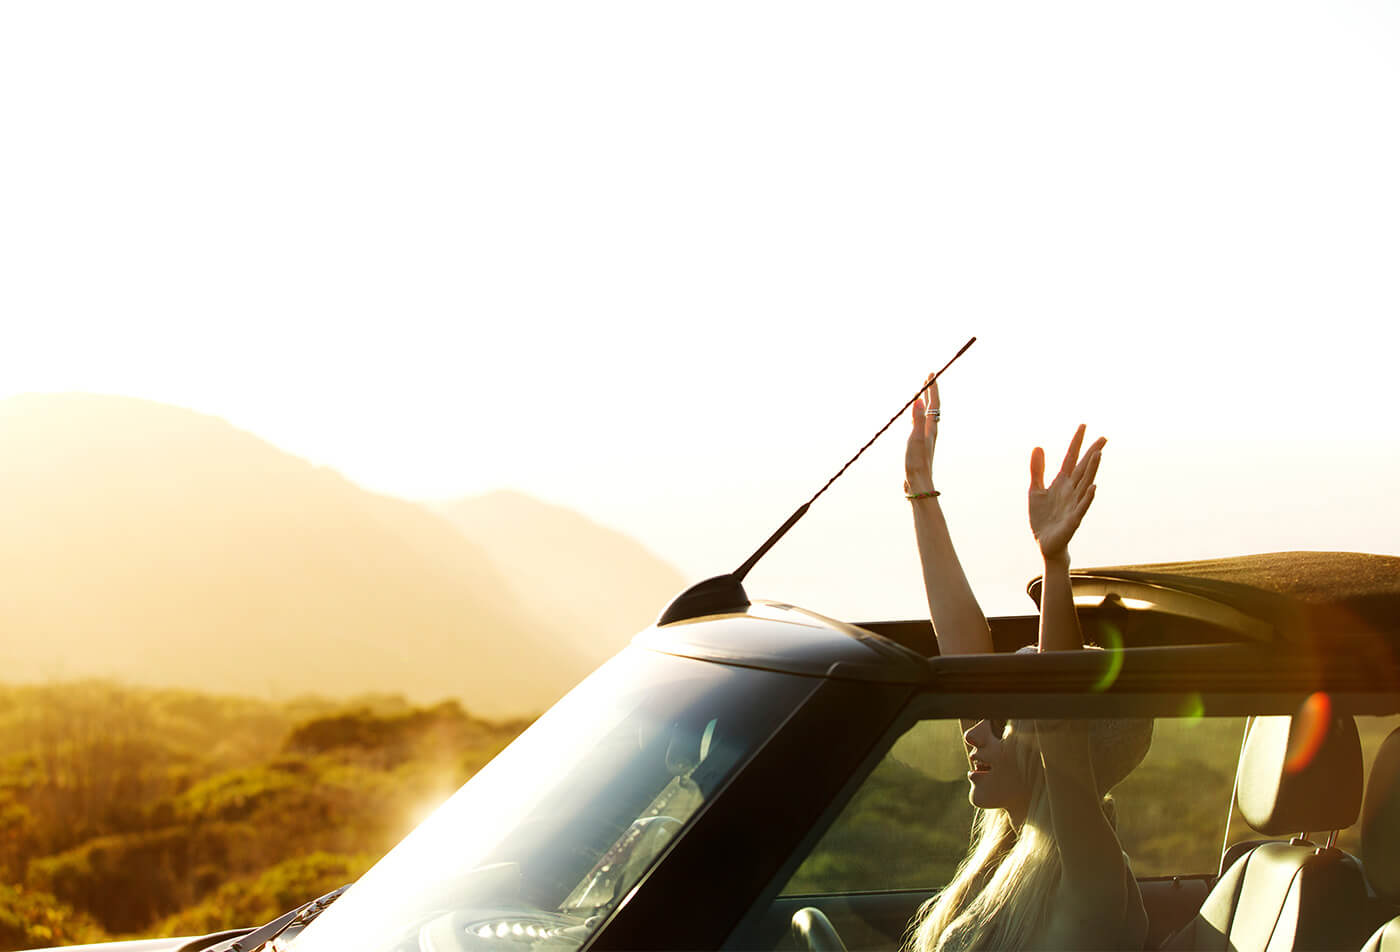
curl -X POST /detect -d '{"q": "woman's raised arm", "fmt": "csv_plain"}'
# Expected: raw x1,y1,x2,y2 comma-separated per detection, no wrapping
1030,424,1103,654
1027,427,1143,944
905,375,992,656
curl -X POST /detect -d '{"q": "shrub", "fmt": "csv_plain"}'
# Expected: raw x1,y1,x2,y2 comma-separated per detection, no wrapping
25,823,250,934
0,882,106,949
154,851,372,937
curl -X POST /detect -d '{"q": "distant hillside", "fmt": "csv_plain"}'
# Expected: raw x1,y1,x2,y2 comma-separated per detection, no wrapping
0,394,589,715
437,491,686,663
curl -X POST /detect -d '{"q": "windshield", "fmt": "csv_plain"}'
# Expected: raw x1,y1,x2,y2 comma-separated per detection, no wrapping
292,648,814,952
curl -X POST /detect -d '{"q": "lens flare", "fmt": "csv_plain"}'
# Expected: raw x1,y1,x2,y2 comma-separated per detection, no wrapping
1179,693,1205,723
1091,623,1124,692
1284,692,1332,773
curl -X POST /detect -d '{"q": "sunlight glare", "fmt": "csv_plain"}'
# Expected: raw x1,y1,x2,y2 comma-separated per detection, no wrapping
1284,692,1333,773
1178,693,1206,724
1090,623,1124,693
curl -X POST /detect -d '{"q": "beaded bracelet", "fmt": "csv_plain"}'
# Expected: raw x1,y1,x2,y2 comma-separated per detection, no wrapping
905,490,941,500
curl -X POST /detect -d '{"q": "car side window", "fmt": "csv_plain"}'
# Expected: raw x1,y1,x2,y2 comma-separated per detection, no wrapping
780,715,1252,895
780,719,975,895
1111,716,1246,876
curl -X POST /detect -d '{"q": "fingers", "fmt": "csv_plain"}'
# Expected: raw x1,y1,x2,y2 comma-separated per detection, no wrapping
925,376,940,440
1057,424,1087,479
1072,439,1105,494
912,372,940,441
1074,453,1100,496
1076,436,1106,468
1071,484,1097,524
910,400,931,442
1029,446,1046,492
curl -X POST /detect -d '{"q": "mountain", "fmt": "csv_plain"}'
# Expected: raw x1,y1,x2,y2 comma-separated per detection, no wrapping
436,491,687,664
0,393,589,715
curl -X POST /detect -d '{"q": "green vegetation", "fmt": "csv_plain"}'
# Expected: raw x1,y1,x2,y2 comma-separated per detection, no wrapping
783,756,974,895
0,681,526,950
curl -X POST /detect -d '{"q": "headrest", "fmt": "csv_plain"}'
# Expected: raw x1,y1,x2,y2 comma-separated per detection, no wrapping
1236,714,1362,836
1362,728,1400,900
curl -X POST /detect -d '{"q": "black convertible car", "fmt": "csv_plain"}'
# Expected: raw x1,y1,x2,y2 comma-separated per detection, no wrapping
32,551,1400,952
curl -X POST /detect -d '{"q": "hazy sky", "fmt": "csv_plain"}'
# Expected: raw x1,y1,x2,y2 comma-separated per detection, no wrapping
4,1,1398,621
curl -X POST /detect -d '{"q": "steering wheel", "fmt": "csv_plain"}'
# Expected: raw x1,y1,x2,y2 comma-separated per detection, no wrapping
791,906,848,952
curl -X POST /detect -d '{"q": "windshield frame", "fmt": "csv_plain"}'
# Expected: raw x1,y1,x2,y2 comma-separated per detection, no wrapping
587,674,915,950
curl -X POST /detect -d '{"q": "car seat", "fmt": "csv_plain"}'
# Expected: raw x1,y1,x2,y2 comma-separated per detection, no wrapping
1359,728,1400,951
1163,714,1373,951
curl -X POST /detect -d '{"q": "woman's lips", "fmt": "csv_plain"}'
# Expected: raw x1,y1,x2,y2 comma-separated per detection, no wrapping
968,757,992,775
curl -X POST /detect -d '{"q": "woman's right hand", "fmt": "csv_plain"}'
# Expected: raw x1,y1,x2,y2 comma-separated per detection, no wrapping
904,373,939,495
1028,424,1105,564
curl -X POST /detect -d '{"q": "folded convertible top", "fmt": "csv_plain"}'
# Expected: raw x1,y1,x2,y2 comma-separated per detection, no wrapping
1030,551,1400,642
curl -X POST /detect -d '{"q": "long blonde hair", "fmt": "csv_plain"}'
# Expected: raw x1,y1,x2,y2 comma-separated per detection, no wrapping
904,722,1064,952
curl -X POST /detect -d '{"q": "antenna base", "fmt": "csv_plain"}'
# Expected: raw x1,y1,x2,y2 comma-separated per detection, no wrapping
657,574,750,626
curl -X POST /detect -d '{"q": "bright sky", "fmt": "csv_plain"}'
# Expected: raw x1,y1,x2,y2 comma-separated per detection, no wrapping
4,2,1399,621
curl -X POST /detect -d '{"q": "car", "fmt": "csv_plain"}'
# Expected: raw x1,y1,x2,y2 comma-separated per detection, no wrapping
30,549,1400,952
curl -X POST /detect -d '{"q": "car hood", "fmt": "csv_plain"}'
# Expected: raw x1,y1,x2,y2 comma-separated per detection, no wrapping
18,940,193,952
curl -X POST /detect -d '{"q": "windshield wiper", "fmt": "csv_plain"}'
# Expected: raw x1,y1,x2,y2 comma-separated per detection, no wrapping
208,883,350,952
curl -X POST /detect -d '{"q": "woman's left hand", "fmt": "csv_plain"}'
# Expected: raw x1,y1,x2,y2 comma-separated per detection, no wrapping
903,373,939,495
1029,424,1105,562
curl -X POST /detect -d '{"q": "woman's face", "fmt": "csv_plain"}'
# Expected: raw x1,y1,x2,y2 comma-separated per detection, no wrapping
963,718,1031,819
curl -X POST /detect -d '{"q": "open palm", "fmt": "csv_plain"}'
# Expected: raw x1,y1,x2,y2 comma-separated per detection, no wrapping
1029,425,1105,560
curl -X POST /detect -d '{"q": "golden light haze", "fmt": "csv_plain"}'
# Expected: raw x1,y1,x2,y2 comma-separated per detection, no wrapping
3,2,1399,626
0,394,684,713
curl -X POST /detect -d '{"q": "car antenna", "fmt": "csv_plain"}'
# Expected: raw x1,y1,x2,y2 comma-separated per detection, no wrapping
658,336,977,625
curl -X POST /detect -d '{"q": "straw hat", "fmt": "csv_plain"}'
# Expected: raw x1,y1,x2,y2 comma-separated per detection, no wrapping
1015,644,1154,794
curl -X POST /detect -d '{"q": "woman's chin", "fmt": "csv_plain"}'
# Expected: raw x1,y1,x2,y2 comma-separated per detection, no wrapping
967,776,1011,812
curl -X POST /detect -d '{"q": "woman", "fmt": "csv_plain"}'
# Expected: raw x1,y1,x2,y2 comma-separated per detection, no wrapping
902,375,1150,952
